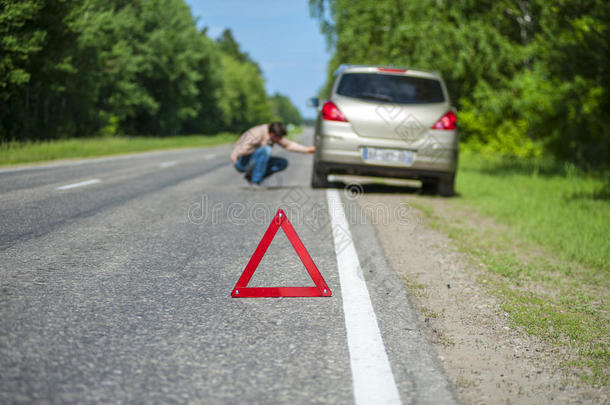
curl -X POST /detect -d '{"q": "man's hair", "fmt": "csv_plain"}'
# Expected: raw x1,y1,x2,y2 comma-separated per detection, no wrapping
268,122,287,137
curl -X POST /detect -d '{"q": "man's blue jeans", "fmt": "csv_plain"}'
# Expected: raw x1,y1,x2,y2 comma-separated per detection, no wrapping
234,145,288,184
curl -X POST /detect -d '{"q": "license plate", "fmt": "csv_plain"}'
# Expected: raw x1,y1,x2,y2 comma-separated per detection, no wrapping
362,147,414,166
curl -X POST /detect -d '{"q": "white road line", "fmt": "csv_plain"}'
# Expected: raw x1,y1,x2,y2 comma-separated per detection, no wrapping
56,179,101,191
159,161,177,168
327,189,402,405
204,153,216,160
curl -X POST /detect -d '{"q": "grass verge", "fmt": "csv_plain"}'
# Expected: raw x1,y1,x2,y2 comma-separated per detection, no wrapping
456,148,609,271
0,126,306,167
412,149,609,385
0,133,239,166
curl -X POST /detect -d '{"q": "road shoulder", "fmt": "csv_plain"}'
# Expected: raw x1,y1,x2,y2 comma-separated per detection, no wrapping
355,193,608,405
340,191,458,404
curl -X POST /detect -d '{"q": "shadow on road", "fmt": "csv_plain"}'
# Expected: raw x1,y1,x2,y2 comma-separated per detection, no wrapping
325,175,461,198
328,180,420,195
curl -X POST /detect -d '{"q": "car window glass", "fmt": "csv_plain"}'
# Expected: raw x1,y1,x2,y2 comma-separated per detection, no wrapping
336,73,445,104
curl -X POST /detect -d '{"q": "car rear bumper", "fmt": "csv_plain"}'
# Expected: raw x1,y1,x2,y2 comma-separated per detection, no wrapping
314,121,458,176
315,160,455,181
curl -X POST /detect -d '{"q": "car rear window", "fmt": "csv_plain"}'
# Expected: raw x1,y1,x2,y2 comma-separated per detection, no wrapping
336,73,445,104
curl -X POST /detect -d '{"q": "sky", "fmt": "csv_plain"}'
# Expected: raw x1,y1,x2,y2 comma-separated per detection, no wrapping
185,0,331,119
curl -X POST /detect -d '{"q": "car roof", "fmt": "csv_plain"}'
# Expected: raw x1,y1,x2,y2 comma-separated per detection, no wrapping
333,64,441,80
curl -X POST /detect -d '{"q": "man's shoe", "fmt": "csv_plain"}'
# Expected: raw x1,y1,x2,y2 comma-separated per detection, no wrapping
250,182,264,190
244,173,252,183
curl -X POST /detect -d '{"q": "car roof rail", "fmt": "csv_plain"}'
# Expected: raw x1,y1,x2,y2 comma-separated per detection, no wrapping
333,64,368,76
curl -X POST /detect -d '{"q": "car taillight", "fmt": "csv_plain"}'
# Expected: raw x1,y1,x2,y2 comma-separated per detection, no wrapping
431,111,457,130
321,101,348,122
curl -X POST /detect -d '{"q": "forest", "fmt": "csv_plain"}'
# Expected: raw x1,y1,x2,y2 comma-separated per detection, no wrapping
2,0,608,169
310,0,609,168
0,0,301,142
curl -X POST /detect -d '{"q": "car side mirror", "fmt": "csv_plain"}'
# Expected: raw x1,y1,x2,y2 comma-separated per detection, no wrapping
307,97,320,108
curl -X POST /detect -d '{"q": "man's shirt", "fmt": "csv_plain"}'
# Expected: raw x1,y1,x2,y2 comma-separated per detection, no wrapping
230,124,309,164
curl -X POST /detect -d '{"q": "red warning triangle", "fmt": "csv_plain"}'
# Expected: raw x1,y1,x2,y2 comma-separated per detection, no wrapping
231,209,332,298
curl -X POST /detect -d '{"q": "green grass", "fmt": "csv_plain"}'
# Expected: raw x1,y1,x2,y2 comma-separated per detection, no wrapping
415,148,609,385
456,148,609,272
0,125,305,167
0,133,239,166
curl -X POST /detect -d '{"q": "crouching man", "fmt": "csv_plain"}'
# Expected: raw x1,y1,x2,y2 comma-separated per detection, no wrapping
230,122,315,188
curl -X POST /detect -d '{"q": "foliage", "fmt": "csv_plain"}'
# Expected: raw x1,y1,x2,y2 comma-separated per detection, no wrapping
215,28,263,75
269,92,302,125
0,0,287,140
309,0,610,168
0,0,80,139
215,51,272,131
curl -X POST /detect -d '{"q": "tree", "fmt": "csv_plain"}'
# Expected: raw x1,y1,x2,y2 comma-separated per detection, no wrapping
216,52,272,132
215,28,263,75
69,0,157,136
269,92,302,125
0,0,276,140
0,0,80,140
309,0,610,168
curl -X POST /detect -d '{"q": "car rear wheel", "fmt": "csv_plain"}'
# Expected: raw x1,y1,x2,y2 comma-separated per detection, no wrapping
437,174,455,197
421,175,454,196
311,162,328,188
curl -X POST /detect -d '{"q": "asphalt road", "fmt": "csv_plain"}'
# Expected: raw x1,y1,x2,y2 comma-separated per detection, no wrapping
0,129,457,404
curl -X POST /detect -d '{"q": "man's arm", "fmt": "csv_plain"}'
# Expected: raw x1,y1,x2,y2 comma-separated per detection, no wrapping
277,138,315,154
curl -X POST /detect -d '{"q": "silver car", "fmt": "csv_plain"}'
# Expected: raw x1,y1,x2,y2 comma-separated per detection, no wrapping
310,65,458,196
